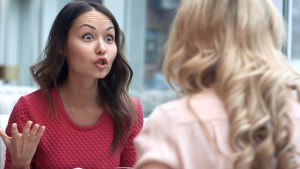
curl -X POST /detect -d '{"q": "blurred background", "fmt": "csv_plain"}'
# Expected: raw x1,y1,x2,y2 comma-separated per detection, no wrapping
0,0,299,117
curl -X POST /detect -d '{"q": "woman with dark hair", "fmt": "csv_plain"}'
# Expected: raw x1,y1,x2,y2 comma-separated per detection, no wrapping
0,1,144,168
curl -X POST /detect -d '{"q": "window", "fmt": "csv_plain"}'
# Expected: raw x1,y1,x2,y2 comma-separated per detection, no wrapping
0,0,298,117
141,0,179,116
104,0,179,116
290,0,300,72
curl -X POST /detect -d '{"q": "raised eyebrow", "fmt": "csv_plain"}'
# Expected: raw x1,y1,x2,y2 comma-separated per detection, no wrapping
78,24,96,30
106,26,115,32
78,24,114,32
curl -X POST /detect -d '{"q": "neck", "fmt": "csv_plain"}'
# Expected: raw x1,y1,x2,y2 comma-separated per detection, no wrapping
58,79,101,109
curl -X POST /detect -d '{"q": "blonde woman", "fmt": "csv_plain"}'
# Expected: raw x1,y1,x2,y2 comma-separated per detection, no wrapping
133,0,300,168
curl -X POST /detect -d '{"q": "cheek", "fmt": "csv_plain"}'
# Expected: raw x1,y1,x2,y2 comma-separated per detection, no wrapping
109,45,118,62
67,41,84,57
66,41,92,64
65,44,89,71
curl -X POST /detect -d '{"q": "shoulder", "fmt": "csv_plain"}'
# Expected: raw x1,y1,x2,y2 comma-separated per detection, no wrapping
290,99,300,119
17,89,46,107
131,97,143,112
130,97,144,129
150,89,227,125
12,88,48,120
130,97,143,117
21,88,44,100
142,89,230,149
14,89,42,108
6,89,44,133
289,99,300,159
134,91,228,168
139,90,234,164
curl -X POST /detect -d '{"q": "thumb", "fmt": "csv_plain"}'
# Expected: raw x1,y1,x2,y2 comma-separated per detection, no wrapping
0,128,10,146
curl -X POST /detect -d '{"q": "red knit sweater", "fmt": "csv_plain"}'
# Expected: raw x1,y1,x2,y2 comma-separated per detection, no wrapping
4,88,144,169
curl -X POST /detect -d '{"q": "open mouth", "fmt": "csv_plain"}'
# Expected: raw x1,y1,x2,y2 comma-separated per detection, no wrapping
96,58,108,65
98,60,105,65
95,58,109,69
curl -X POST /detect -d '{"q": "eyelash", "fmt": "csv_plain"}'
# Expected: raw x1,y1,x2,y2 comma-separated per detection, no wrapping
82,33,93,40
105,34,114,42
81,33,115,42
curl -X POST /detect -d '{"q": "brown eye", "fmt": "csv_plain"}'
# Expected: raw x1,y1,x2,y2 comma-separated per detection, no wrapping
105,35,114,42
82,34,93,40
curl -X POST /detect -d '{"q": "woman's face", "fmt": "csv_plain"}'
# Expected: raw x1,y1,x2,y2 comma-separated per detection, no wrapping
65,10,117,81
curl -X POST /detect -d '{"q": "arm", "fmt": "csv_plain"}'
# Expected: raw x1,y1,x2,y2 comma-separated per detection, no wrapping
0,97,45,169
133,107,178,169
120,98,144,167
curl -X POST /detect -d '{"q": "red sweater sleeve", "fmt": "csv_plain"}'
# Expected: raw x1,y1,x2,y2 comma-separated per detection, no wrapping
4,96,33,169
120,98,144,167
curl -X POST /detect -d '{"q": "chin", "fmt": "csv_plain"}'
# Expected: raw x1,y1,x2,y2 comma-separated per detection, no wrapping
96,73,109,79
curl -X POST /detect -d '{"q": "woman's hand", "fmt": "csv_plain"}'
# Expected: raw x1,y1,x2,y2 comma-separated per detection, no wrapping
0,121,45,169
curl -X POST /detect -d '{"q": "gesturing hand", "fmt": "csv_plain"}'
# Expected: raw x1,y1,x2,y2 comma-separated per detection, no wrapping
0,121,45,169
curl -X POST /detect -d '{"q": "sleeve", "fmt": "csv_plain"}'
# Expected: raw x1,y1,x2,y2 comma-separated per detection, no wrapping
4,96,33,169
120,98,144,167
133,106,178,169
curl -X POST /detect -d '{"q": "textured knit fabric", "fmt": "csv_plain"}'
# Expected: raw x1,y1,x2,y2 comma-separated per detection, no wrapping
4,88,144,169
134,89,300,169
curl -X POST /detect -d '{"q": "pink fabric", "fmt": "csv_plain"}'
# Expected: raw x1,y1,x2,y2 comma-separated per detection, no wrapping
5,88,144,169
134,89,300,169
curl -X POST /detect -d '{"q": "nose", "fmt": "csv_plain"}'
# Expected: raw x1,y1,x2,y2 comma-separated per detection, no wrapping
95,39,106,55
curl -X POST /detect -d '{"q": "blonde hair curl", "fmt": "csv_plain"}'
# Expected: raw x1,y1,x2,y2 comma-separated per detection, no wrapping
163,0,300,168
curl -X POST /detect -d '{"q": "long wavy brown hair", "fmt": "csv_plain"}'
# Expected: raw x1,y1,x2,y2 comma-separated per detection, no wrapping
163,0,300,168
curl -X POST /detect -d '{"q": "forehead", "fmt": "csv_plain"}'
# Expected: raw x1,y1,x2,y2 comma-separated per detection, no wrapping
72,10,114,27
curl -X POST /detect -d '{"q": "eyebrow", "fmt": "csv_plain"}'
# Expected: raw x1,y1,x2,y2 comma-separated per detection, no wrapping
78,24,115,31
106,26,115,31
78,24,96,30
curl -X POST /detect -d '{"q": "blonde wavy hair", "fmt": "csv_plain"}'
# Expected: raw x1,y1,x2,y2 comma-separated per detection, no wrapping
163,0,300,168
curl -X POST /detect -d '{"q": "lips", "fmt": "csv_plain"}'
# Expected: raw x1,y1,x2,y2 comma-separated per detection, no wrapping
96,58,108,65
95,58,108,68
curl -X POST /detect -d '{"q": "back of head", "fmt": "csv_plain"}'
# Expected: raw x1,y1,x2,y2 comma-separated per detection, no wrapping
164,0,300,168
164,0,294,92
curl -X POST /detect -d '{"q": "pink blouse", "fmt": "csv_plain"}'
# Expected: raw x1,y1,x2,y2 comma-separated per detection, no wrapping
134,89,300,169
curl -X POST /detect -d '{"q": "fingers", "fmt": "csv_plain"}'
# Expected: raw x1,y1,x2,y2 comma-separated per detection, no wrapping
11,123,20,139
29,124,40,136
22,121,33,137
11,121,45,140
29,124,45,142
0,128,10,146
28,124,45,137
34,126,45,143
4,121,45,167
